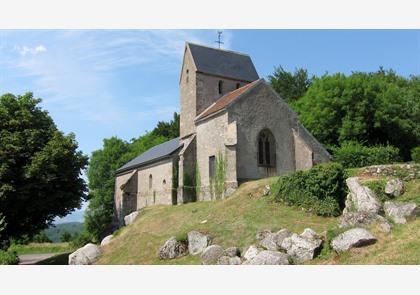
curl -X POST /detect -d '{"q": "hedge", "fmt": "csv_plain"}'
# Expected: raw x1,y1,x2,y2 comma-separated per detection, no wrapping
331,142,401,168
272,162,347,216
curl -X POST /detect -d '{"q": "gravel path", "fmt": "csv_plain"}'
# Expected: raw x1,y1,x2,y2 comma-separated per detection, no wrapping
18,253,56,265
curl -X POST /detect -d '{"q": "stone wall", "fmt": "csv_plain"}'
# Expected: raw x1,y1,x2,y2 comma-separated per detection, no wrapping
229,82,297,181
359,164,420,181
136,157,174,209
114,170,137,224
196,112,237,201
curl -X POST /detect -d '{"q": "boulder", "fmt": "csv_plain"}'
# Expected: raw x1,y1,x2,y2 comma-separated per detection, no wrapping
100,235,113,246
256,230,271,241
339,211,391,232
385,178,405,197
243,245,260,261
201,245,225,265
331,228,377,252
259,232,278,251
187,231,211,255
244,250,289,265
344,177,381,214
384,201,419,224
124,211,139,226
224,247,241,257
263,185,271,196
217,256,242,265
158,237,188,260
280,229,323,263
274,229,293,249
69,243,101,265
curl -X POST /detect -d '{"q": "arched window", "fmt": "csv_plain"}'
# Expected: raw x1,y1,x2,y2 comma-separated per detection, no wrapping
186,69,189,83
163,179,166,186
149,174,153,190
257,129,276,167
218,80,223,94
236,83,240,89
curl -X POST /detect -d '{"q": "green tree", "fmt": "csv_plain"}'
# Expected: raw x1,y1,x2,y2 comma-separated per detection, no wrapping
0,93,88,249
60,230,72,243
152,112,180,138
85,137,129,241
292,69,420,160
268,66,313,101
32,231,52,243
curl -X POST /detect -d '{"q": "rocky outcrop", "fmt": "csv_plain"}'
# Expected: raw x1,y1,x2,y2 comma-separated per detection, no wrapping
385,178,405,197
187,231,211,255
280,228,323,263
257,229,292,251
331,228,377,252
158,237,188,260
243,250,289,265
243,245,260,261
124,211,139,226
69,243,101,265
359,164,420,181
344,177,381,214
201,245,225,265
224,247,240,258
384,201,419,224
339,211,392,233
100,235,113,246
217,256,242,265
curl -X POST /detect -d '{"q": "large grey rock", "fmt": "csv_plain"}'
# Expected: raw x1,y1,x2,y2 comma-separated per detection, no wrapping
187,231,211,255
69,243,101,265
339,211,392,233
224,247,241,257
280,229,323,263
384,201,419,224
100,235,113,246
158,237,188,260
344,177,381,214
244,250,289,265
201,245,225,265
217,256,242,265
124,211,139,226
331,228,377,252
385,178,405,197
258,229,292,251
243,245,260,261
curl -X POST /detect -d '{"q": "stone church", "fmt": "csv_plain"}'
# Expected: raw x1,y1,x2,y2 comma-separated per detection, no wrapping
114,42,330,223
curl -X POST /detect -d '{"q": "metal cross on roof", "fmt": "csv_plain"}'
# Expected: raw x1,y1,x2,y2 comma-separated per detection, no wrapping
215,31,224,49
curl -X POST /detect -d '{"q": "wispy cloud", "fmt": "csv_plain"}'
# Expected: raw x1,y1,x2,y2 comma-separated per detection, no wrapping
14,44,47,56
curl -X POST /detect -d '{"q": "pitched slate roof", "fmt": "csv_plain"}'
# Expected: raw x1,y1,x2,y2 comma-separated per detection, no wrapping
187,43,259,82
196,79,262,121
116,137,182,174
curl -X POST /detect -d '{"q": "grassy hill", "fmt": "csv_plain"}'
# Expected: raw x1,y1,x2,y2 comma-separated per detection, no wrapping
98,170,420,265
44,222,84,243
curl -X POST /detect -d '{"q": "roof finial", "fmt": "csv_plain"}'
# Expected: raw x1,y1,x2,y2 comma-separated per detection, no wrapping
215,30,224,49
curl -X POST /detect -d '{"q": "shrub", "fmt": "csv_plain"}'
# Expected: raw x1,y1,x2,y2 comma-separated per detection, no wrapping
70,230,92,248
412,147,420,163
273,162,347,216
0,250,19,265
331,142,401,168
364,179,392,204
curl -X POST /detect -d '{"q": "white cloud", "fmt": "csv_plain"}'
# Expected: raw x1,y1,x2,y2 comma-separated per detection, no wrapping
15,44,47,56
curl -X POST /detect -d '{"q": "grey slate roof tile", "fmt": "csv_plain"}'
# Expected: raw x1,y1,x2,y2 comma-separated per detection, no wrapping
188,43,259,82
116,137,182,174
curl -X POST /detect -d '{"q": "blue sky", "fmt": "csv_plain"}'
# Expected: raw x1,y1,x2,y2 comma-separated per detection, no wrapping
1,30,419,223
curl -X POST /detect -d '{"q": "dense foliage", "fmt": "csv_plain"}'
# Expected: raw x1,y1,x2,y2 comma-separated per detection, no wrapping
85,112,180,241
331,141,401,168
412,147,420,163
0,249,19,265
290,69,420,160
0,93,88,249
273,162,347,216
268,66,313,102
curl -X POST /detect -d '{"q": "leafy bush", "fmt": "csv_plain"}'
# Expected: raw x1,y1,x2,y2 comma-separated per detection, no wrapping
70,230,92,248
273,162,347,216
331,142,401,168
365,179,392,204
412,147,420,163
0,250,19,265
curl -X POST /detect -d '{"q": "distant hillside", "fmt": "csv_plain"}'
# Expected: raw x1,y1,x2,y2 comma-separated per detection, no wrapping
44,222,84,243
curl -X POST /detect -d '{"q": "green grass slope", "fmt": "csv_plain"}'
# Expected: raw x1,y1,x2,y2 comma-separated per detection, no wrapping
98,178,338,264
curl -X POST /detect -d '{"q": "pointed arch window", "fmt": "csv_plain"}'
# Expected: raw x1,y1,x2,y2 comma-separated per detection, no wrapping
257,129,276,167
218,80,223,94
149,174,153,190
